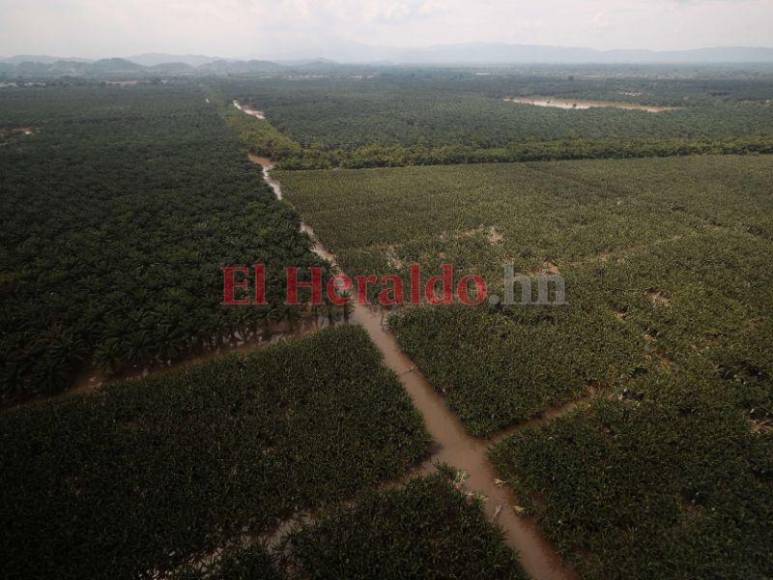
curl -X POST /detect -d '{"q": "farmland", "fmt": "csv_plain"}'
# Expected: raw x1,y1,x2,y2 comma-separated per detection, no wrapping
491,375,772,579
0,326,432,578
278,155,773,573
0,83,324,401
279,155,773,433
2,64,773,580
224,72,773,168
200,469,526,579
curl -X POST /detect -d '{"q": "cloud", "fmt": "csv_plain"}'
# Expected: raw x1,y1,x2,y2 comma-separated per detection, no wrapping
0,0,771,59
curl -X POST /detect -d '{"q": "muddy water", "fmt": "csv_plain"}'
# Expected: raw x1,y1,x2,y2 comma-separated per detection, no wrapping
505,96,675,113
351,305,575,580
248,154,283,200
233,100,266,120
253,155,576,580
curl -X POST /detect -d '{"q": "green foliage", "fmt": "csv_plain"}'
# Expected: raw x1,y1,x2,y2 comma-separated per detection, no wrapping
0,326,431,578
225,106,303,160
199,547,282,580
282,468,526,580
0,83,322,399
173,546,282,580
490,375,773,580
280,156,773,437
179,470,525,580
219,74,773,168
390,302,644,437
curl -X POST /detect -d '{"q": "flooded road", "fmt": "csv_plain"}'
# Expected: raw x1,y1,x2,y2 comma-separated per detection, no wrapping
248,154,282,200
251,154,577,580
350,304,576,580
505,96,675,113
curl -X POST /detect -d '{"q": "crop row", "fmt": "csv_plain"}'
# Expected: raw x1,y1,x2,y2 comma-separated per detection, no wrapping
0,326,431,578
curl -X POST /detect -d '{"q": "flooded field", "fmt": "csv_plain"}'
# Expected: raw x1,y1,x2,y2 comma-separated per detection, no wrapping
504,96,676,113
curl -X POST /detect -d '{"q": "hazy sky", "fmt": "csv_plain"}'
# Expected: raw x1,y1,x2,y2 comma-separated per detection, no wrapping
1,0,772,59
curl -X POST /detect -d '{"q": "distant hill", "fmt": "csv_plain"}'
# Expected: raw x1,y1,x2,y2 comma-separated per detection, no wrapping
0,54,91,64
148,62,196,74
197,59,285,74
1,58,151,78
89,58,145,73
126,53,220,67
2,44,773,79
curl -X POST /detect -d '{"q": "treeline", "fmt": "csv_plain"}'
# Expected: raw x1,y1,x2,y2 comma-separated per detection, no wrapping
0,84,324,401
277,136,773,169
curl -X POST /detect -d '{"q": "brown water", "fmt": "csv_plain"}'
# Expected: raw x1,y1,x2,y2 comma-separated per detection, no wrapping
254,154,577,580
505,96,675,113
248,154,283,200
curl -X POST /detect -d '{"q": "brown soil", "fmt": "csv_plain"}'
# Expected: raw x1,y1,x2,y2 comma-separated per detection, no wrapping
0,126,34,138
384,245,405,270
612,308,628,321
751,417,772,434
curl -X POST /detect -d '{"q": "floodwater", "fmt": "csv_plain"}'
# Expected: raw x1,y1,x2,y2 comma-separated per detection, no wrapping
505,96,675,113
248,154,282,200
256,156,577,580
352,305,576,580
233,99,266,120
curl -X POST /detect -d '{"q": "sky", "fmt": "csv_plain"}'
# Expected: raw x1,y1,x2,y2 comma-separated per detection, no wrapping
1,0,772,59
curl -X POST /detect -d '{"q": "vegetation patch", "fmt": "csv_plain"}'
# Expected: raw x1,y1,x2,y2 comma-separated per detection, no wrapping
0,326,431,578
280,156,773,436
0,83,323,400
200,469,525,580
490,375,773,579
219,73,773,168
390,302,645,437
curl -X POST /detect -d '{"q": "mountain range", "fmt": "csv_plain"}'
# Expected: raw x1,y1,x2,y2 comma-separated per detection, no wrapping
2,44,773,78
